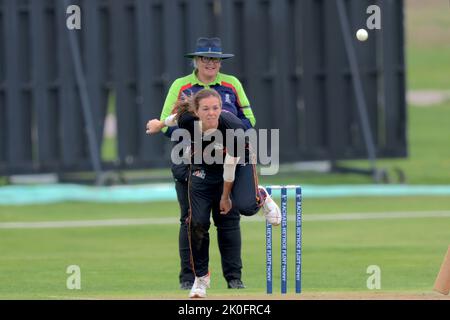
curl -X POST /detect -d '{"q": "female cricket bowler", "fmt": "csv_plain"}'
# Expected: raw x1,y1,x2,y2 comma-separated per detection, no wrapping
146,89,281,298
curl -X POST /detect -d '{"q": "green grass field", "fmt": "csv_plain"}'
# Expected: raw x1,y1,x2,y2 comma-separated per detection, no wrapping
1,1,450,300
406,0,450,90
1,196,450,299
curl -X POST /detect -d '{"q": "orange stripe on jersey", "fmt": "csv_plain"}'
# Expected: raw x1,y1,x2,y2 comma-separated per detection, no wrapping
178,83,193,100
172,83,193,114
186,164,197,277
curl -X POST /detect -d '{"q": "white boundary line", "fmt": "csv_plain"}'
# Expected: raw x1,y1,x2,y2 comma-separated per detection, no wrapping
1,211,450,229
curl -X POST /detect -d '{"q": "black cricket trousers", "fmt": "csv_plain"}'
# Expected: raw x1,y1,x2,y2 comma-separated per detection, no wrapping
187,163,261,278
173,163,242,283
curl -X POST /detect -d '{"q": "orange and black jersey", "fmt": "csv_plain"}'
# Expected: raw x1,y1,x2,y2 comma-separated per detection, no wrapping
177,111,248,171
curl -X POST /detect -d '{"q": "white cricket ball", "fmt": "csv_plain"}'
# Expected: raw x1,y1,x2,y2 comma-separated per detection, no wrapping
356,28,368,41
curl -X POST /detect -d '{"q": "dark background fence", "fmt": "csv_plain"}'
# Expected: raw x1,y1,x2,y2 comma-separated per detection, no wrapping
0,0,406,181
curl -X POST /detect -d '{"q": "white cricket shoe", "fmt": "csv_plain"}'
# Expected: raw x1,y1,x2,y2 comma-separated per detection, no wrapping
189,272,211,298
258,186,281,226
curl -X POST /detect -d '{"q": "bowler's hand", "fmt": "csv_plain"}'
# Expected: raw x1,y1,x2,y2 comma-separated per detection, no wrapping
220,196,232,215
146,119,164,134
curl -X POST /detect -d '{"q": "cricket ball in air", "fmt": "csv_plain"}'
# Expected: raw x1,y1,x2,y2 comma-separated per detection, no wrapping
356,28,368,41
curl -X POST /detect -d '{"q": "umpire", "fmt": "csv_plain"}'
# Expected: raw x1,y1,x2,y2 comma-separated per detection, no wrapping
158,37,256,290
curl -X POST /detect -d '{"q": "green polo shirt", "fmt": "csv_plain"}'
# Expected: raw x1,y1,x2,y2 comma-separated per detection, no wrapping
160,71,255,133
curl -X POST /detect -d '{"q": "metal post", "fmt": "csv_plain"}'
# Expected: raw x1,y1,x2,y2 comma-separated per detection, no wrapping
336,0,378,181
63,0,103,184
